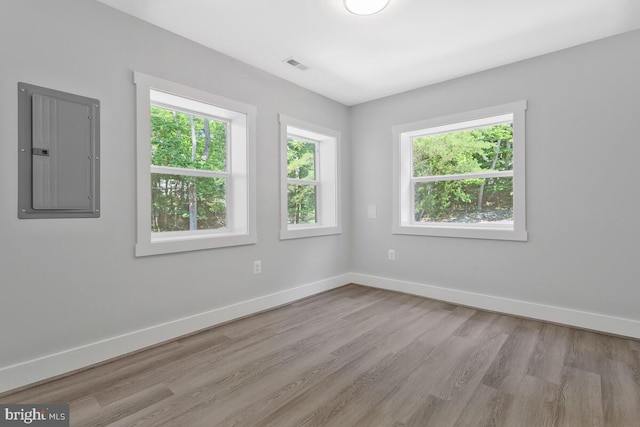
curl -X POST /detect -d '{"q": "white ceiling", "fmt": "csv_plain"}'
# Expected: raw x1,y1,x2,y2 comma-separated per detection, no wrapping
97,0,640,106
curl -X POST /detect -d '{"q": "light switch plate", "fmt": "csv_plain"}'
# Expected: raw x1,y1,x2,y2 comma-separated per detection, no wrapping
367,204,377,219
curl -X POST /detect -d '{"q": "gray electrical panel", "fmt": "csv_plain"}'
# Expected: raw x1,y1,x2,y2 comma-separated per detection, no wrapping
18,83,100,218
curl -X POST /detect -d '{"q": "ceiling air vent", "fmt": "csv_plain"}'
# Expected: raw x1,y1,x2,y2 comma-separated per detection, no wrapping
283,57,308,71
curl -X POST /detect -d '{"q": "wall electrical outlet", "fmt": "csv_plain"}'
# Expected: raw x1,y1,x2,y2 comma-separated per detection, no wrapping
388,249,395,261
253,260,262,274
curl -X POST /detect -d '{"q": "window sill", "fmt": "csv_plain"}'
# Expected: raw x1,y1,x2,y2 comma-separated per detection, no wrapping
136,232,256,257
392,224,527,241
280,225,342,240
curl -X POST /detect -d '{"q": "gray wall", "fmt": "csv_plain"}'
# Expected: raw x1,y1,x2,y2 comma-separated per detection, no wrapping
0,0,351,368
2,0,639,380
350,30,640,320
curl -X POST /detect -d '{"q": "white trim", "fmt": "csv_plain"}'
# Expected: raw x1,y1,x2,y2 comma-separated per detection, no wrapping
3,272,639,394
134,71,257,256
135,73,253,118
398,224,527,241
280,225,342,240
279,114,342,240
392,100,527,241
412,170,513,183
0,274,352,394
287,179,318,187
150,165,228,179
350,273,640,340
393,102,525,136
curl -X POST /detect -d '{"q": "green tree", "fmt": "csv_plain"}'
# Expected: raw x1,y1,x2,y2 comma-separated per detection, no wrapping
150,106,227,232
287,139,316,224
413,124,513,222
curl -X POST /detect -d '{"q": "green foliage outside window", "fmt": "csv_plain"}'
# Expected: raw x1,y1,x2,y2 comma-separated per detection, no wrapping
413,124,513,222
287,139,317,224
150,106,227,232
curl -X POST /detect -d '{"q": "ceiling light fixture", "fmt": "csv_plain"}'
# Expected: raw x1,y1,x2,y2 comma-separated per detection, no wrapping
344,0,389,15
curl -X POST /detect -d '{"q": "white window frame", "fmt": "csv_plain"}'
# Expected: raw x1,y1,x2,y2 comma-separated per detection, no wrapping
286,139,319,223
279,114,341,240
134,72,256,256
392,100,527,241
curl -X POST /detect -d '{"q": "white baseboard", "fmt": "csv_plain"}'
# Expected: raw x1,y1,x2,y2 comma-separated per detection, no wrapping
3,272,638,395
0,274,351,394
350,273,640,340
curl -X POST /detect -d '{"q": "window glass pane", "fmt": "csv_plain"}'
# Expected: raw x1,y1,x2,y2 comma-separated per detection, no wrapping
151,106,227,172
287,139,316,180
414,177,513,223
412,123,513,177
287,184,317,224
151,173,226,232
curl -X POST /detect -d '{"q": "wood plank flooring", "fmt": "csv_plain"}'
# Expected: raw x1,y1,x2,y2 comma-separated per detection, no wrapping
2,284,639,426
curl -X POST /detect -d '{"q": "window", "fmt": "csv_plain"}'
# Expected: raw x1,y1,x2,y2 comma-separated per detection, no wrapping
393,101,527,241
135,72,256,256
279,115,341,239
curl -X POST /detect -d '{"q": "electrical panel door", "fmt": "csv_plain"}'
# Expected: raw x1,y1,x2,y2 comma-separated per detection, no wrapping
18,83,100,219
